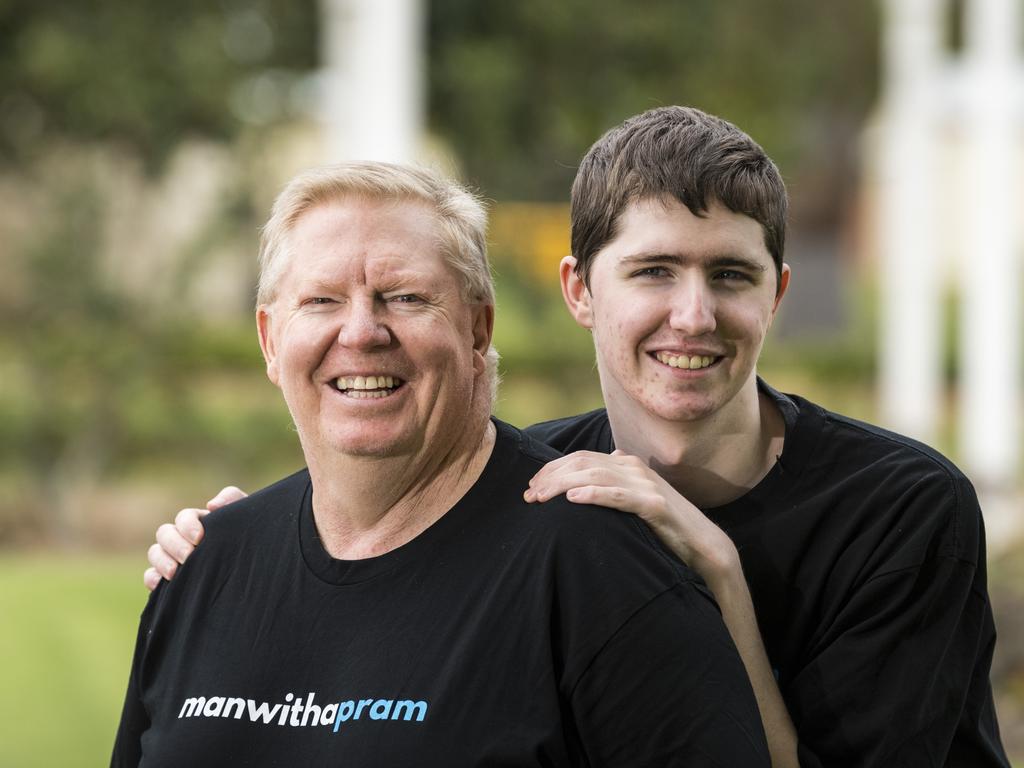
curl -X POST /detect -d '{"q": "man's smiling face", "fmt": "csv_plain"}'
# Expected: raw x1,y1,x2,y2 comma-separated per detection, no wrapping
563,196,789,429
257,196,492,461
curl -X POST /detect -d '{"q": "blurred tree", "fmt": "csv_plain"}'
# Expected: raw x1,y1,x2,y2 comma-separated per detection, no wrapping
429,0,879,228
0,0,318,171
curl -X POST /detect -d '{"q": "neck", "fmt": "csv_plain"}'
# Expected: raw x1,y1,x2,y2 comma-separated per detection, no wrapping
607,378,784,508
305,409,496,560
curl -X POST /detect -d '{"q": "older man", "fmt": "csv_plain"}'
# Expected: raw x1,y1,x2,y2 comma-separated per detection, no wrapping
112,162,769,765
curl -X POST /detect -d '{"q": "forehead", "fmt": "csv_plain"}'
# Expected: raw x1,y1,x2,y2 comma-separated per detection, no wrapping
284,197,447,280
291,196,440,255
598,197,769,266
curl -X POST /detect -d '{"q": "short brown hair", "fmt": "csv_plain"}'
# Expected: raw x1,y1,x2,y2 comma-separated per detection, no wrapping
570,106,787,289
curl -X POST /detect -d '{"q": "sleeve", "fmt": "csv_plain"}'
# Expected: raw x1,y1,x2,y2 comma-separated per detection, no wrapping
787,479,1010,768
569,583,771,767
110,599,155,767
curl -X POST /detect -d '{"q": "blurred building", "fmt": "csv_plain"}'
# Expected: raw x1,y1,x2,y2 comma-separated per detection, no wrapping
869,0,1021,529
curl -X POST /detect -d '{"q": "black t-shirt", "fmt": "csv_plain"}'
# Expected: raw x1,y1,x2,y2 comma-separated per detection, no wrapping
112,419,770,767
528,379,1011,768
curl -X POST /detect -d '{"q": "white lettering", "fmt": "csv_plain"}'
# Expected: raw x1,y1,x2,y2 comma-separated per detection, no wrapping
301,692,322,727
202,697,226,717
321,703,338,726
246,699,282,724
178,697,205,718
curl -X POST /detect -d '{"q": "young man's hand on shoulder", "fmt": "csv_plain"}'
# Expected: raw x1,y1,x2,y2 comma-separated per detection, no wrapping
143,486,247,590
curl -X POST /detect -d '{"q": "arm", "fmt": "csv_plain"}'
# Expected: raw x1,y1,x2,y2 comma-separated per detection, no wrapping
571,583,771,766
786,482,1008,768
111,597,156,767
142,486,247,590
526,450,799,768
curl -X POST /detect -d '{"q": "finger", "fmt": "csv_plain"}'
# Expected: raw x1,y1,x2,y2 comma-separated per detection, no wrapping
564,484,657,516
174,507,206,546
159,520,196,563
207,485,247,511
147,542,180,581
528,465,641,503
143,567,162,592
527,451,618,489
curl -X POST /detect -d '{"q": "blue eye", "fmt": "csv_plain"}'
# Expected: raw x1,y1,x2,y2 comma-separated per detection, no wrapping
308,297,335,305
388,294,423,303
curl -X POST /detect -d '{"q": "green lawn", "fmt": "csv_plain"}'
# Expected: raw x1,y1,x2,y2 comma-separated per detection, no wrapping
0,553,147,768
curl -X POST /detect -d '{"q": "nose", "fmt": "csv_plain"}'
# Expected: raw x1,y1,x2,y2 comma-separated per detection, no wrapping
667,278,717,335
336,297,392,349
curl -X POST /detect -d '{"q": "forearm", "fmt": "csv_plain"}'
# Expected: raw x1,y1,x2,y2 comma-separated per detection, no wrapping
704,562,799,768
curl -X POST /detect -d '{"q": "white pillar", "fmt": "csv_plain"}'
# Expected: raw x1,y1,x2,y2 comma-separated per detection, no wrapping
959,0,1021,488
319,0,425,163
878,0,945,444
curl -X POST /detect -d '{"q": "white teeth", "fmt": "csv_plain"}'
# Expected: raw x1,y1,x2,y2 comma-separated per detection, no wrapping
334,375,401,392
655,353,717,370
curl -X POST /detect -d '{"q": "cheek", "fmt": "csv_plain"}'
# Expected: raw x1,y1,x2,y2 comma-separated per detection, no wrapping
594,312,651,379
717,300,773,341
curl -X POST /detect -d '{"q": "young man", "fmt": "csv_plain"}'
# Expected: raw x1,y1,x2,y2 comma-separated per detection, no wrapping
146,107,1010,767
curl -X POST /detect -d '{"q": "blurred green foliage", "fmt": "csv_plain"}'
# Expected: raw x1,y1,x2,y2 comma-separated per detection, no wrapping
0,0,318,170
0,0,884,545
430,0,879,212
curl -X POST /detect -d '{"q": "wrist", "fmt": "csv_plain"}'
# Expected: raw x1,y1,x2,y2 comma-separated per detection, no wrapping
691,535,743,592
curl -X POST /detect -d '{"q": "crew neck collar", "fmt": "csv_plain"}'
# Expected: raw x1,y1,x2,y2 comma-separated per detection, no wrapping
299,418,518,586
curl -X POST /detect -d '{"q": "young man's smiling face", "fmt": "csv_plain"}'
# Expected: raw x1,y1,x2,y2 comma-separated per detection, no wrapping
562,196,789,431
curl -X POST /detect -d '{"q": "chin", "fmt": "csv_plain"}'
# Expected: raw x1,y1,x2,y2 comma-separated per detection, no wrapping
320,426,414,459
640,391,724,424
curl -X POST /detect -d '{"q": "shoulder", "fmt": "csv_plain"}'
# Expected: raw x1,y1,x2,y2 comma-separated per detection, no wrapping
524,408,612,454
808,395,974,502
202,468,310,538
778,387,983,565
173,468,309,578
492,419,700,593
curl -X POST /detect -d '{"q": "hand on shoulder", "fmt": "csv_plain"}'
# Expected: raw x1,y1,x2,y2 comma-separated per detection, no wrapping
142,486,248,590
524,450,740,584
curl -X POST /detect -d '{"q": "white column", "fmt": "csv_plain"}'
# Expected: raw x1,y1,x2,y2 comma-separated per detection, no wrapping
960,0,1021,488
319,0,425,163
878,0,945,444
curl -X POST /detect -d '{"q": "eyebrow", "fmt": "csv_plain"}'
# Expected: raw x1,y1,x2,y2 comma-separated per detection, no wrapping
618,252,769,273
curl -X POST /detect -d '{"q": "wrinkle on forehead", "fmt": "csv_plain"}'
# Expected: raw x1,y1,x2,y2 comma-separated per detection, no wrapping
281,198,446,289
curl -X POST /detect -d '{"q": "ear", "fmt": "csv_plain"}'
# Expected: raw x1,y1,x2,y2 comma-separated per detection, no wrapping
772,263,791,316
559,256,594,330
471,302,495,376
256,305,281,387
